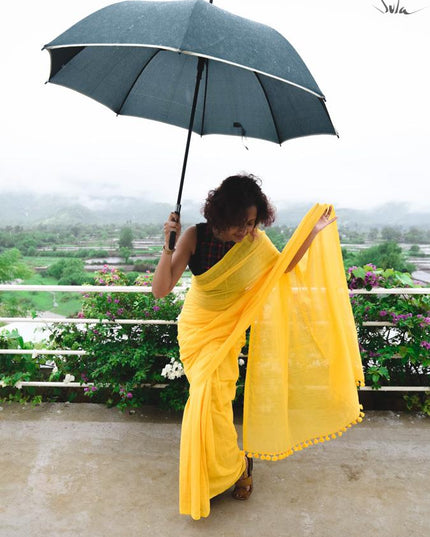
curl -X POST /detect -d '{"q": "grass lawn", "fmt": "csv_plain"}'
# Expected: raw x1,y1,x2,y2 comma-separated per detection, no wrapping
23,256,69,267
3,273,83,317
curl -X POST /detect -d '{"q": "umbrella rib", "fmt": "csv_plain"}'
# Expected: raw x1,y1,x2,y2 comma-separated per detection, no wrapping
116,49,161,115
200,59,209,136
46,44,325,100
254,73,282,145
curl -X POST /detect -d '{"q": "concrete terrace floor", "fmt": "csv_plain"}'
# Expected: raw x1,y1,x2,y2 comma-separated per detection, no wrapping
1,403,430,537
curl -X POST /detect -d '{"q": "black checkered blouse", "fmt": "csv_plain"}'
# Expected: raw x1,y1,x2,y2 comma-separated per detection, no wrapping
188,223,235,276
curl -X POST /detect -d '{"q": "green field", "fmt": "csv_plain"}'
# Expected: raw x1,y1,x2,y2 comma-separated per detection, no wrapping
2,273,84,317
23,256,68,267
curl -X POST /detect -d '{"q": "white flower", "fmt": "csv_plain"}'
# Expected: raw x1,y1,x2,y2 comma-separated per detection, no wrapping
63,374,75,383
161,357,184,380
238,358,245,366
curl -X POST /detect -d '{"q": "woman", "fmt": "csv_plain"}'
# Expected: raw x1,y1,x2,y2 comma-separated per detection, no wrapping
153,174,364,520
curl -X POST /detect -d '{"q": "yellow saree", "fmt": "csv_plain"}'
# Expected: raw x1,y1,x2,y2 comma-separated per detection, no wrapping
178,204,364,520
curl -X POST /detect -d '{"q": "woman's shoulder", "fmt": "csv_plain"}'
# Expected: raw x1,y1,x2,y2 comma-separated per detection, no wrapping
180,224,198,255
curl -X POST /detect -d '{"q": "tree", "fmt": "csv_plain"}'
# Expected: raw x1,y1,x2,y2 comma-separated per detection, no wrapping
119,227,134,250
408,244,422,257
353,241,415,272
368,227,379,241
381,226,403,242
403,227,428,244
46,258,91,285
0,248,32,283
119,247,132,264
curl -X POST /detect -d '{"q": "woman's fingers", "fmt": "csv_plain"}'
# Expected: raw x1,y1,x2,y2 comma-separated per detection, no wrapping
323,205,333,218
164,212,181,241
316,206,337,231
169,211,179,223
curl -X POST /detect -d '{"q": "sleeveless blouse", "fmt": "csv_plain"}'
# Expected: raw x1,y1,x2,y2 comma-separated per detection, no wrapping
188,223,235,276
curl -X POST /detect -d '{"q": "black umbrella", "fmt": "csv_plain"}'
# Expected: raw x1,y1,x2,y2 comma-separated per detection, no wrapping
44,0,337,247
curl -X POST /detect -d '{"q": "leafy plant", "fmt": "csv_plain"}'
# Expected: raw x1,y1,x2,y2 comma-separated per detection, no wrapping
347,264,430,401
47,267,187,411
0,248,32,282
0,329,48,406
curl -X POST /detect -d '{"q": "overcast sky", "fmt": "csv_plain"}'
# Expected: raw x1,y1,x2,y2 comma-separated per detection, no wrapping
1,0,429,211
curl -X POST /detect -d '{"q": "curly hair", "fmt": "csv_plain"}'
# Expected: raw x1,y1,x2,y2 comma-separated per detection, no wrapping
203,174,276,232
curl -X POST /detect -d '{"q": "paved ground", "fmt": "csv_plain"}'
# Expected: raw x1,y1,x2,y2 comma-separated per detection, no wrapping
1,403,429,537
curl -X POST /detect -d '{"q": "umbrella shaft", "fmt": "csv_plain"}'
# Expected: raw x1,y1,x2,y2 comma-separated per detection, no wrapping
175,56,206,210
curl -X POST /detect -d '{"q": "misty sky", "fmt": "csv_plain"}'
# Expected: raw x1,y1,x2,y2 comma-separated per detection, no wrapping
1,0,429,211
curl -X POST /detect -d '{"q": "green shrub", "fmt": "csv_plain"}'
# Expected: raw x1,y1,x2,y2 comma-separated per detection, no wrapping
347,264,430,400
0,329,43,389
47,268,187,411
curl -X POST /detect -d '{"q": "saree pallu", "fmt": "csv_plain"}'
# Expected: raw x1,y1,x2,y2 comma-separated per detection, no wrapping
178,204,364,520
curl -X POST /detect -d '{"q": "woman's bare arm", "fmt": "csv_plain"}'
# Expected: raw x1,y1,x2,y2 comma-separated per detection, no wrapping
285,206,337,273
152,214,196,298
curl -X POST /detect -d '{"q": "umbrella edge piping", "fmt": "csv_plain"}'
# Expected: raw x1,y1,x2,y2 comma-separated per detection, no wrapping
44,43,326,100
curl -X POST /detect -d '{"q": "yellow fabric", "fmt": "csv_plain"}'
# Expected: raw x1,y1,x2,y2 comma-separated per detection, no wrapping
178,204,364,520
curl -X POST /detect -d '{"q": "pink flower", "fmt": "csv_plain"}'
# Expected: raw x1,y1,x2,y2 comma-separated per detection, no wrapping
126,392,133,399
77,311,84,318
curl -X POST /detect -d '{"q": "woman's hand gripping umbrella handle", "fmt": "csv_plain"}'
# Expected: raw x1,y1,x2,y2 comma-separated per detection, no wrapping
167,211,181,252
168,207,180,250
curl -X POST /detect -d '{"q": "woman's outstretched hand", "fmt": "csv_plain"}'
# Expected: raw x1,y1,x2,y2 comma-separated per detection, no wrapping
285,205,337,273
313,205,337,235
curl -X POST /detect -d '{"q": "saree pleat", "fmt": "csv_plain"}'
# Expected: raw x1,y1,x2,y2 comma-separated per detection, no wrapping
178,204,364,519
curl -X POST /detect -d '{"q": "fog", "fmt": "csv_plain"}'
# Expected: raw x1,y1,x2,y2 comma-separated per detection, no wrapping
1,0,429,211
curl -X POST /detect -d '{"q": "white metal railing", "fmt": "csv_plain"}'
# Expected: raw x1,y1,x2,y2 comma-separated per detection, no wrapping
0,284,185,293
1,284,427,294
349,288,429,295
1,285,429,392
0,317,176,325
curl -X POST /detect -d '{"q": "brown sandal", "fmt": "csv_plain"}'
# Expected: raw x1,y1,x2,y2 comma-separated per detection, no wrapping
232,455,253,500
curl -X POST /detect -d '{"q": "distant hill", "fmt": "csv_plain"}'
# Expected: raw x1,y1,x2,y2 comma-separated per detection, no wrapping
0,192,429,228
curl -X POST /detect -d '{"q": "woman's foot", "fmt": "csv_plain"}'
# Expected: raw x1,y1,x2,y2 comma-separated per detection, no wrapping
232,455,253,500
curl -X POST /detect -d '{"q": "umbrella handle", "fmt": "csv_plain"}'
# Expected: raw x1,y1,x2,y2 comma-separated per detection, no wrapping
168,231,176,250
168,208,180,250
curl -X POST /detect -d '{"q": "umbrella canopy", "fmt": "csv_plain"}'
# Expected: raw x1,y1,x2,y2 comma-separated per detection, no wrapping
44,0,336,144
44,0,337,246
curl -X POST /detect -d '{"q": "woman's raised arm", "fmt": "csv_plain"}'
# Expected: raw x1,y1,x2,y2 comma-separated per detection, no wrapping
285,205,337,273
152,213,196,298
